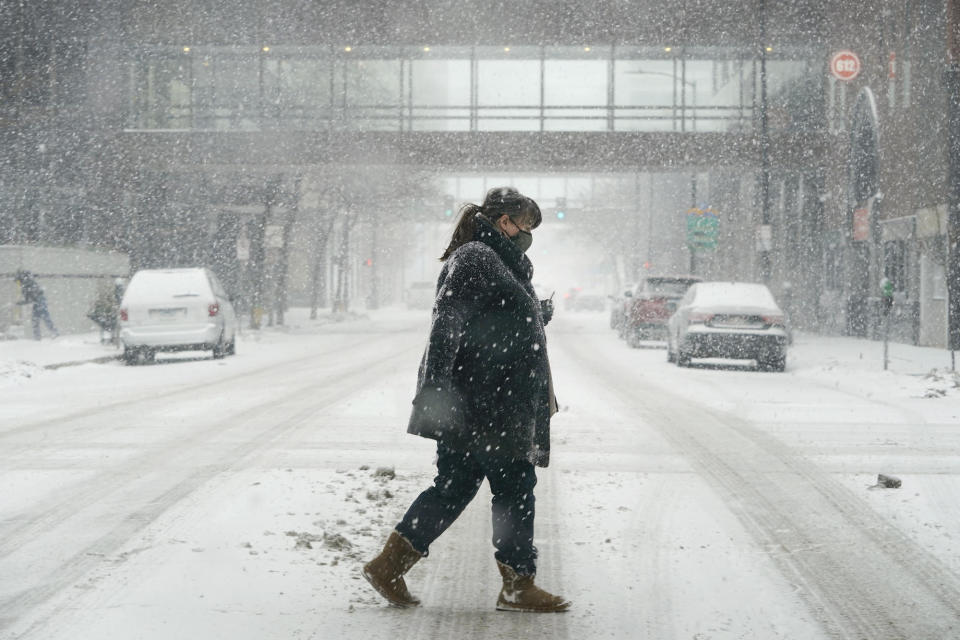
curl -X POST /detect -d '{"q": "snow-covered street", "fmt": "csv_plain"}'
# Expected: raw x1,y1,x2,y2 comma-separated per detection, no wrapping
3,309,960,639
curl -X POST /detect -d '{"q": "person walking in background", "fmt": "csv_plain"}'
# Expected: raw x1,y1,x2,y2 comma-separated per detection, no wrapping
87,279,125,345
14,270,58,340
362,187,568,613
112,277,126,344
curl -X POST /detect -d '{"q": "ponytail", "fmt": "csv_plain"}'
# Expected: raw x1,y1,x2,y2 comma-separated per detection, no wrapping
438,187,542,261
439,203,483,261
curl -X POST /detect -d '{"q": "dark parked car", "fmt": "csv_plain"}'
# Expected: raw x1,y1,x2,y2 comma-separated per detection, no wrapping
620,276,700,346
609,282,638,330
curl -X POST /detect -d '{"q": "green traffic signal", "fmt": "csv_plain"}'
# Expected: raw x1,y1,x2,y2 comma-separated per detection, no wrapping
556,197,566,220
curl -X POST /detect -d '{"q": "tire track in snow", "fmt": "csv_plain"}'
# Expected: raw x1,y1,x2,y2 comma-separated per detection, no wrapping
0,326,419,444
561,336,960,640
636,477,677,640
0,334,419,555
0,342,420,638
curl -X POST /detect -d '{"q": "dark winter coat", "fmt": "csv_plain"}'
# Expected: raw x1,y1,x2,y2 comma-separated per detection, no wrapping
16,274,47,307
407,215,555,467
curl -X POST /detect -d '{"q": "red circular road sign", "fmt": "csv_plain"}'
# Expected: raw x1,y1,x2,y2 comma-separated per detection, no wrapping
830,50,861,81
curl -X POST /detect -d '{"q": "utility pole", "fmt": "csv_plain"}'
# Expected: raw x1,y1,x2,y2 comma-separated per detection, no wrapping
948,0,960,365
633,171,641,281
333,213,354,313
758,0,772,283
690,172,698,274
309,217,327,319
275,175,300,326
647,172,655,269
369,217,379,309
248,204,267,330
250,176,279,329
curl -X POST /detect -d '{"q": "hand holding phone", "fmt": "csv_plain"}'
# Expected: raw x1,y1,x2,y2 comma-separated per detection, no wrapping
541,292,555,325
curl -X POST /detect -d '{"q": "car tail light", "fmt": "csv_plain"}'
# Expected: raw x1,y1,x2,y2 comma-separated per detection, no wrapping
208,303,220,317
688,311,714,324
763,314,785,327
120,308,128,322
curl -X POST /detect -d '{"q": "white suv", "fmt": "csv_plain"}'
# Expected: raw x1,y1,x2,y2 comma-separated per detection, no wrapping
119,268,238,365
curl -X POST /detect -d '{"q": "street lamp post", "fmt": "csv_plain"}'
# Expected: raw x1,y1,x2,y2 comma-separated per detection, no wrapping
759,0,772,284
647,172,655,269
948,0,960,364
627,67,701,273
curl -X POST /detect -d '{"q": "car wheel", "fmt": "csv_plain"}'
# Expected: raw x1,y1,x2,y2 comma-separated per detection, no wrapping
759,354,786,372
213,335,226,359
226,337,236,356
122,347,139,366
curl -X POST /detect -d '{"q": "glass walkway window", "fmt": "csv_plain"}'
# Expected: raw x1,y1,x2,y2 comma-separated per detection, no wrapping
127,45,819,134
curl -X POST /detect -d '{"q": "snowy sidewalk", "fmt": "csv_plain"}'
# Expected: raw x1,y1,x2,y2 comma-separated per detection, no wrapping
0,332,120,372
560,311,960,408
787,331,960,400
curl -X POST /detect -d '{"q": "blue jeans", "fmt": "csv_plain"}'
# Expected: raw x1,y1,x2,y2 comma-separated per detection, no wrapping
395,442,538,575
31,302,57,340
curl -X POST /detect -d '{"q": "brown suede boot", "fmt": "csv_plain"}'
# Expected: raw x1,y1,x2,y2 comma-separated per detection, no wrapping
362,530,423,607
495,561,571,612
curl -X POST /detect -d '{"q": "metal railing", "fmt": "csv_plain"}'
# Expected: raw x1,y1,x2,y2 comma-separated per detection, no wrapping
131,102,754,133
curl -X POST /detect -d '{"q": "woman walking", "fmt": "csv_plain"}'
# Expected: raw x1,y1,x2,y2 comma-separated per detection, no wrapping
363,187,569,613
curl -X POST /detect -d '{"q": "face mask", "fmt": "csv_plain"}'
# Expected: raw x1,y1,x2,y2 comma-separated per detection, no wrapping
511,230,533,252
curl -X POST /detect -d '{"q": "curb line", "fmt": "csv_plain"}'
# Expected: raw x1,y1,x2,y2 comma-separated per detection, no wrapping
43,355,121,370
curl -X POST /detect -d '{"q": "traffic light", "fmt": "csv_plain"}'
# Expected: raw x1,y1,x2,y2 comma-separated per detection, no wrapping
443,195,455,218
555,197,566,220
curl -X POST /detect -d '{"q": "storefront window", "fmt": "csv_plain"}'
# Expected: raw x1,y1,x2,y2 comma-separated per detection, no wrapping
883,240,907,292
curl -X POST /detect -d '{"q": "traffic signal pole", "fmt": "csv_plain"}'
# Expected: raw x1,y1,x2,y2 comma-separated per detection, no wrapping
758,0,772,284
690,173,698,274
948,0,960,366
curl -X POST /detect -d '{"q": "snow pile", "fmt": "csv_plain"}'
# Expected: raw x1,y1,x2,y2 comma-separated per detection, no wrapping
23,462,432,638
0,359,45,388
230,466,415,574
920,368,960,399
